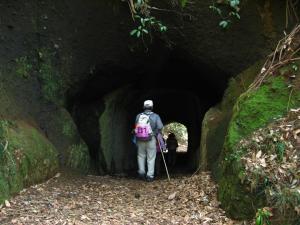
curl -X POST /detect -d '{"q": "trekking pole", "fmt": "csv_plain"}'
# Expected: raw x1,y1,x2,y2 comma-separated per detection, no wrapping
156,136,170,182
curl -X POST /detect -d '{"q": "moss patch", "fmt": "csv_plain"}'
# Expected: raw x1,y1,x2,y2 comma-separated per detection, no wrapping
0,120,59,203
15,56,33,79
218,75,300,219
37,48,67,106
226,76,300,150
67,141,90,174
57,109,79,140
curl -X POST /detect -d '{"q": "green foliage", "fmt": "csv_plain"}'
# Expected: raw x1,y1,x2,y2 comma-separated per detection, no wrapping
209,0,241,29
275,141,285,162
219,20,230,29
209,5,222,15
0,120,9,139
292,63,298,72
224,146,244,162
255,208,272,225
210,0,299,29
265,186,300,219
0,121,12,158
67,142,90,173
15,56,33,79
128,0,191,41
130,15,167,39
228,0,240,10
179,0,188,8
37,48,64,105
129,0,167,40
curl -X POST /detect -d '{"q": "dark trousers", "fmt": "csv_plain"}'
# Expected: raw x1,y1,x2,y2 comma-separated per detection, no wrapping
168,149,176,168
155,153,162,176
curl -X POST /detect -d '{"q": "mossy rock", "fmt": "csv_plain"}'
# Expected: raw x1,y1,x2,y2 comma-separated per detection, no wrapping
99,88,126,174
39,107,91,173
200,61,262,178
0,120,59,203
200,107,223,170
218,74,300,219
226,76,300,150
99,86,136,174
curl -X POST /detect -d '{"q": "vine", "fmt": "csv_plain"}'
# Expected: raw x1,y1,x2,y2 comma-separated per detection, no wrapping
210,0,299,29
129,0,168,40
128,0,190,42
209,0,241,28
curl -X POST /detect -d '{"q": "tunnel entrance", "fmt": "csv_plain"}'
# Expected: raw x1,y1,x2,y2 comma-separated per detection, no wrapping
69,48,231,176
162,122,189,174
163,122,188,153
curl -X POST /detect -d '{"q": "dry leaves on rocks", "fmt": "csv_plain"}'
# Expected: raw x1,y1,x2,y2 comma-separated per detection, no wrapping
239,108,300,215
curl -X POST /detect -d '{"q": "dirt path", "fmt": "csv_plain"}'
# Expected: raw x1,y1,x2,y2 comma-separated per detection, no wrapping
0,172,239,225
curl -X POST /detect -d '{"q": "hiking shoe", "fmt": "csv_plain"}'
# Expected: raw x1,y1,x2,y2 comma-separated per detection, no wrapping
138,173,145,180
146,176,154,182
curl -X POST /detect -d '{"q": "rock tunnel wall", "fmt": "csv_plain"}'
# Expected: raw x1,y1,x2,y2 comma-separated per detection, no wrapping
0,0,288,127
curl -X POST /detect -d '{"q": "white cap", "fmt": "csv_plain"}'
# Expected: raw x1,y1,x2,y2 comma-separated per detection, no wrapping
144,100,153,108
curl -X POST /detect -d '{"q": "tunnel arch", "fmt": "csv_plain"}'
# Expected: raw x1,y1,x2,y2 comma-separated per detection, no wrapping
162,122,189,174
163,122,188,153
69,48,231,175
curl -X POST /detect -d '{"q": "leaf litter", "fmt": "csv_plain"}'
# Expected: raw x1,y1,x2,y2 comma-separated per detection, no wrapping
0,171,242,225
239,108,300,218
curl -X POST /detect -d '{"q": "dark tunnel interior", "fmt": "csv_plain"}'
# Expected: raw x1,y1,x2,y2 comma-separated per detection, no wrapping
68,49,231,176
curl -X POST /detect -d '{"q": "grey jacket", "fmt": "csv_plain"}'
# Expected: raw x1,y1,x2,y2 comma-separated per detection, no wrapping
136,110,163,135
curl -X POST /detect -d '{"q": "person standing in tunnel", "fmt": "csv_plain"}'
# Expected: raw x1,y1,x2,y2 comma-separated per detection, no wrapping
166,133,178,169
134,100,163,182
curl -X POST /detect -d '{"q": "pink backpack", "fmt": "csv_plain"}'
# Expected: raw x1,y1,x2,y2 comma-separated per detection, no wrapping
135,113,153,141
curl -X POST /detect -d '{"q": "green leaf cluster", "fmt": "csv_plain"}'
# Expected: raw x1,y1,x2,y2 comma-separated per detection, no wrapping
130,15,167,39
209,0,241,29
179,0,188,7
255,208,272,225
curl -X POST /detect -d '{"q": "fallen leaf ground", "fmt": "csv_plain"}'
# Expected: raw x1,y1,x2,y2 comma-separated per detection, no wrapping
0,172,241,225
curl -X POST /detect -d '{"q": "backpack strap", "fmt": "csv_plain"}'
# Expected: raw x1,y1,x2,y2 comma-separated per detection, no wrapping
141,112,153,121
